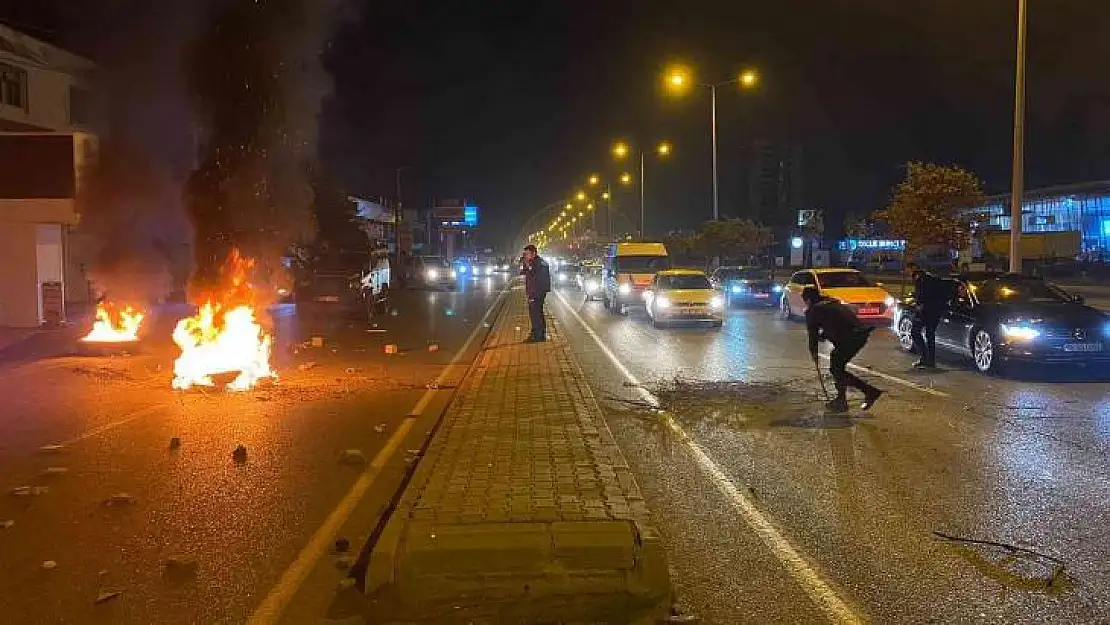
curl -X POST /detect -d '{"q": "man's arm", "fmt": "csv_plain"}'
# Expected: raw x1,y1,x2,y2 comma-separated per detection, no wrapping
805,309,821,360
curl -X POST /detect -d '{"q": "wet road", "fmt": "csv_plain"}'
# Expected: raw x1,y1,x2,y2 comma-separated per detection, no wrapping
0,277,507,624
550,285,1110,624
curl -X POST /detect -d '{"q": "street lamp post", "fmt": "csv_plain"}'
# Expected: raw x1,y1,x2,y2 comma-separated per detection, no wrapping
1009,0,1028,274
612,142,669,238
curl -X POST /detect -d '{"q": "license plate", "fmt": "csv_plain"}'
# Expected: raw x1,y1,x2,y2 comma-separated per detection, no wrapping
754,293,770,298
316,295,340,303
858,307,880,315
1064,342,1103,352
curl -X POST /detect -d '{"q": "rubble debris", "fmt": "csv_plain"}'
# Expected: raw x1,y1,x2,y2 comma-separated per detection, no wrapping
10,486,32,498
95,590,123,604
298,361,317,371
1,520,14,529
232,445,248,464
32,486,49,496
339,449,367,466
42,560,58,570
169,437,182,450
106,493,135,506
311,336,325,348
334,537,350,553
164,556,198,576
335,555,352,570
38,444,64,454
389,309,399,317
373,424,387,433
337,578,357,591
42,467,69,476
384,344,398,354
345,367,357,374
427,343,440,352
425,381,439,390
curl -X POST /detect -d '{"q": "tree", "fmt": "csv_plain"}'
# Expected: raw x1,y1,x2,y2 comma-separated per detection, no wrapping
843,211,882,239
873,162,985,258
698,219,772,265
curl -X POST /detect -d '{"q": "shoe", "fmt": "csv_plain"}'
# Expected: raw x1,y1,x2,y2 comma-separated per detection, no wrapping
825,398,849,413
861,388,883,411
912,360,935,370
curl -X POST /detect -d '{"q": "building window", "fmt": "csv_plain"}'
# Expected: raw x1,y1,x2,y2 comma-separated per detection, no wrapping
0,62,28,110
69,86,92,125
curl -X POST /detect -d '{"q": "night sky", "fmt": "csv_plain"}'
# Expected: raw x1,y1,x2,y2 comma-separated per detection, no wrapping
5,0,1110,244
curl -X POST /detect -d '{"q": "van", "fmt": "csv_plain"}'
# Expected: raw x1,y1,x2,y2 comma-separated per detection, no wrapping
603,242,671,314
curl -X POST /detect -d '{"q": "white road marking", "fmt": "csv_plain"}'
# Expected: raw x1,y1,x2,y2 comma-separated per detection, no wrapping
248,286,508,625
817,354,950,398
554,291,864,625
59,403,170,447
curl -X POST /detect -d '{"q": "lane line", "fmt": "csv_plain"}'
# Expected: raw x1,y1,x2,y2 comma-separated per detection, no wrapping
817,354,950,398
248,285,508,625
554,291,864,625
58,403,171,447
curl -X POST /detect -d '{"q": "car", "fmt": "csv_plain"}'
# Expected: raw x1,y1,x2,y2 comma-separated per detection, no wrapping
415,256,458,289
780,268,895,322
644,269,724,329
492,257,513,273
556,263,581,289
603,242,672,315
710,266,782,307
578,265,604,301
894,272,1110,374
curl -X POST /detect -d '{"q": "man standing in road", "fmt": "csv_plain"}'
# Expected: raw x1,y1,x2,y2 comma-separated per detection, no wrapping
906,262,960,369
803,286,883,413
520,244,551,342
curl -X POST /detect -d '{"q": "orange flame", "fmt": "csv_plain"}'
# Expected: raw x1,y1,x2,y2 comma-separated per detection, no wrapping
171,249,276,391
81,302,144,342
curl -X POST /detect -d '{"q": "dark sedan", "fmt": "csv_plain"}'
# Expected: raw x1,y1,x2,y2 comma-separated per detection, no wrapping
710,266,782,307
894,272,1110,373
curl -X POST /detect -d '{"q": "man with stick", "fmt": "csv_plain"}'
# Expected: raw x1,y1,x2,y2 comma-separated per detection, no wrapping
803,286,883,413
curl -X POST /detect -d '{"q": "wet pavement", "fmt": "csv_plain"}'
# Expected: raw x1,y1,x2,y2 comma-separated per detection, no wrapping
0,276,508,624
549,285,1110,624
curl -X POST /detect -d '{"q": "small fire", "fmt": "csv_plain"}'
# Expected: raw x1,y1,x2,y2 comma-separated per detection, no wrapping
82,302,144,342
171,249,276,391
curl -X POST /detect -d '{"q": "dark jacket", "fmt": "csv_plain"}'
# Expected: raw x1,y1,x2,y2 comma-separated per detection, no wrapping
521,256,551,298
912,271,959,316
805,298,872,357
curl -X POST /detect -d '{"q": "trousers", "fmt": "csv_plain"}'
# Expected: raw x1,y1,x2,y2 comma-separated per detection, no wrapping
829,333,879,399
528,292,547,340
911,312,941,365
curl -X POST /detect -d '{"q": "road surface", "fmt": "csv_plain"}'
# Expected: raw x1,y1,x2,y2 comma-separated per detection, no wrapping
0,276,508,624
550,284,1110,624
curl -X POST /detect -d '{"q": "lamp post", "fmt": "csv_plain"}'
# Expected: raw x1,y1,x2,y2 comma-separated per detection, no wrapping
666,66,758,221
612,141,670,238
1009,0,1028,274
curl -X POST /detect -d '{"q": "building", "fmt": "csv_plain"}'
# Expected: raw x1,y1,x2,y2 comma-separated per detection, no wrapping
746,140,804,233
0,23,99,327
978,181,1110,255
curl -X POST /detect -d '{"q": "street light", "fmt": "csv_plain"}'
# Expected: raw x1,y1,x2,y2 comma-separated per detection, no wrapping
588,174,600,186
620,172,632,185
601,191,610,200
665,64,759,221
612,142,630,159
1010,0,1028,274
576,190,586,201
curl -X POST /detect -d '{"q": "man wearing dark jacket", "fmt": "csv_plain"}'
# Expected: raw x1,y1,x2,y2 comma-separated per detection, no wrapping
907,262,960,369
520,245,551,342
804,286,883,413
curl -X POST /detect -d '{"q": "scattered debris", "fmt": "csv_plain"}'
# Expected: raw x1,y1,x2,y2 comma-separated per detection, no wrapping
425,381,439,390
232,445,248,464
373,424,387,434
482,322,491,328
311,336,325,348
405,449,422,457
298,361,317,371
384,344,398,354
345,367,357,374
390,309,399,316
365,329,386,333
337,578,357,591
1,520,14,529
94,590,123,604
427,343,440,352
339,449,367,466
10,486,31,497
42,560,57,570
933,531,1067,589
169,437,182,450
41,467,69,476
38,444,64,454
106,493,136,507
164,556,198,577
334,537,350,553
335,555,352,570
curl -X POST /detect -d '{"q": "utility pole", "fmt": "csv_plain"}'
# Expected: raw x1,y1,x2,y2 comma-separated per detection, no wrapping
1009,0,1028,274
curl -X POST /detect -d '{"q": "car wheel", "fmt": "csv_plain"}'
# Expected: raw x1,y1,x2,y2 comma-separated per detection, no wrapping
779,295,794,320
897,315,916,353
652,310,665,328
711,320,723,329
972,328,1002,374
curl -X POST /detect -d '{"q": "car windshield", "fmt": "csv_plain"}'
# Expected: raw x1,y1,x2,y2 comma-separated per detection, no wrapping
615,255,671,273
970,278,1072,304
817,271,870,288
659,274,711,290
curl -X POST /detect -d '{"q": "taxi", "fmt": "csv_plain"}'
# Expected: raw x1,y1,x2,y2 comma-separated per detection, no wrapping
780,267,896,322
644,269,724,329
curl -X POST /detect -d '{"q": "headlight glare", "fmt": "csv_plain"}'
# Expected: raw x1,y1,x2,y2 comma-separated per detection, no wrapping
772,284,784,293
585,280,598,291
885,296,897,308
710,296,723,309
730,284,743,294
425,268,438,280
1001,323,1040,341
618,283,632,295
655,296,671,309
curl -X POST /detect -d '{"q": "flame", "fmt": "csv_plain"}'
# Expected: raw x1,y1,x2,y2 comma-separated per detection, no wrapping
81,302,144,342
171,249,276,391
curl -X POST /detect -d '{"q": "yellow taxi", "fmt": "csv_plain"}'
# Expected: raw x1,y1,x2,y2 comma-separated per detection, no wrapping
644,269,724,328
780,267,896,322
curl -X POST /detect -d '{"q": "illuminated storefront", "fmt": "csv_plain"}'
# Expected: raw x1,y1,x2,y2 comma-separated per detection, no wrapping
977,181,1110,253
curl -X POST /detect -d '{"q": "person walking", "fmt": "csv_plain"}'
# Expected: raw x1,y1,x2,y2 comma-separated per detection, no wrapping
520,244,551,342
906,262,960,369
803,286,883,413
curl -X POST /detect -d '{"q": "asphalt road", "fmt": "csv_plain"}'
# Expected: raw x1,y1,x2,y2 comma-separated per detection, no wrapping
550,285,1110,624
0,275,508,624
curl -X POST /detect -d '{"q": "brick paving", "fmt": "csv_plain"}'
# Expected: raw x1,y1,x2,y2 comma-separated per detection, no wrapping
406,286,649,526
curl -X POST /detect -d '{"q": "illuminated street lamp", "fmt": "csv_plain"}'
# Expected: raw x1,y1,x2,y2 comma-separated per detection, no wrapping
612,142,630,159
576,190,587,201
619,172,632,185
601,191,610,200
665,64,759,220
588,174,600,186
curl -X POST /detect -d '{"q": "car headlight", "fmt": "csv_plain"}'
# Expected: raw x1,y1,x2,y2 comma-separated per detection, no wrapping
730,284,744,294
772,284,783,293
425,268,438,280
458,265,467,274
558,272,567,281
885,296,897,308
710,296,723,309
1001,323,1040,341
449,269,457,279
585,280,598,291
655,296,671,309
618,283,632,294
485,267,493,275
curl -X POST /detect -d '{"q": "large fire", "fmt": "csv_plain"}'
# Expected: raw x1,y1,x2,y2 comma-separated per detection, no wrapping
171,250,276,391
82,302,144,342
